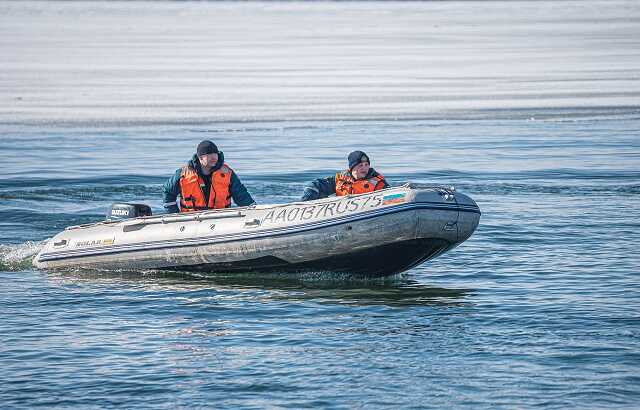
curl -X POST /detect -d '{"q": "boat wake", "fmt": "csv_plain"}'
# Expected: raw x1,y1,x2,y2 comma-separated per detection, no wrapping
0,241,45,271
40,267,471,307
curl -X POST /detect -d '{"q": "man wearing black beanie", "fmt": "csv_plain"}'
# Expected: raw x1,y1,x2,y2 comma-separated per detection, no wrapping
163,140,255,213
301,150,388,201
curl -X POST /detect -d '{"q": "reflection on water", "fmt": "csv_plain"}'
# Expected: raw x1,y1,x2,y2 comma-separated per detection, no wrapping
45,268,472,307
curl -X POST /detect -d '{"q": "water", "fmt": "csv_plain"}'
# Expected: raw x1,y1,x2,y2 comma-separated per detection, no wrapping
1,1,640,408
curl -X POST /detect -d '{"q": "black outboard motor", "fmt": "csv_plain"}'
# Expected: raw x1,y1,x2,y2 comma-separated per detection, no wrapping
106,203,152,221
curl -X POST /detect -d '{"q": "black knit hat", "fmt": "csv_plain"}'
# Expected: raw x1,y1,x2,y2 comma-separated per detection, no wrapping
196,140,219,156
348,150,370,171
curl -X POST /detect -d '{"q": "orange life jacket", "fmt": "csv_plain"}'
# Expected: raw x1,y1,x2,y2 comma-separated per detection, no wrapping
179,164,232,212
335,171,386,196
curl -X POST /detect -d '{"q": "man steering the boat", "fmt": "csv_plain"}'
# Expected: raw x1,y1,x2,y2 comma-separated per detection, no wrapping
300,150,388,201
163,140,256,213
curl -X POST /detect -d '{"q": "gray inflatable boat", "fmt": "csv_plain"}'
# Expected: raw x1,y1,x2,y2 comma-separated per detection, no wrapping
33,185,480,277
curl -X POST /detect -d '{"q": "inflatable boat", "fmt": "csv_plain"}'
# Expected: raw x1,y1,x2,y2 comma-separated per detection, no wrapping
33,185,480,277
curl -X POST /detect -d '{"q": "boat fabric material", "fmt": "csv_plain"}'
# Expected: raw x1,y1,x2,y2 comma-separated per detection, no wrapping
36,195,479,263
301,168,388,201
163,152,255,213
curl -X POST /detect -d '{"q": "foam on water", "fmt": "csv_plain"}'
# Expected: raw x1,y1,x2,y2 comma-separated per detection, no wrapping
0,241,44,271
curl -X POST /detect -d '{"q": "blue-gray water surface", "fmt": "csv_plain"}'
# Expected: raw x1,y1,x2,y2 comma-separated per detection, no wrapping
1,1,640,409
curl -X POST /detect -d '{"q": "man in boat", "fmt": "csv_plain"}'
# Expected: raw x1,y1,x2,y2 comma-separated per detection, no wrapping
163,140,256,213
300,150,389,201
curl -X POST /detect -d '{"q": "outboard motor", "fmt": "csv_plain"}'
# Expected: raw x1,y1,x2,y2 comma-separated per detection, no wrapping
106,203,152,221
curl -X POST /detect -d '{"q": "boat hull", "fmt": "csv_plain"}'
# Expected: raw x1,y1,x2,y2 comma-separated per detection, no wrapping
34,187,480,277
176,238,452,277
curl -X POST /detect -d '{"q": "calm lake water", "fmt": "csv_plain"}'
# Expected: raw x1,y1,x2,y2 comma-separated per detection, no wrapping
1,1,639,408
